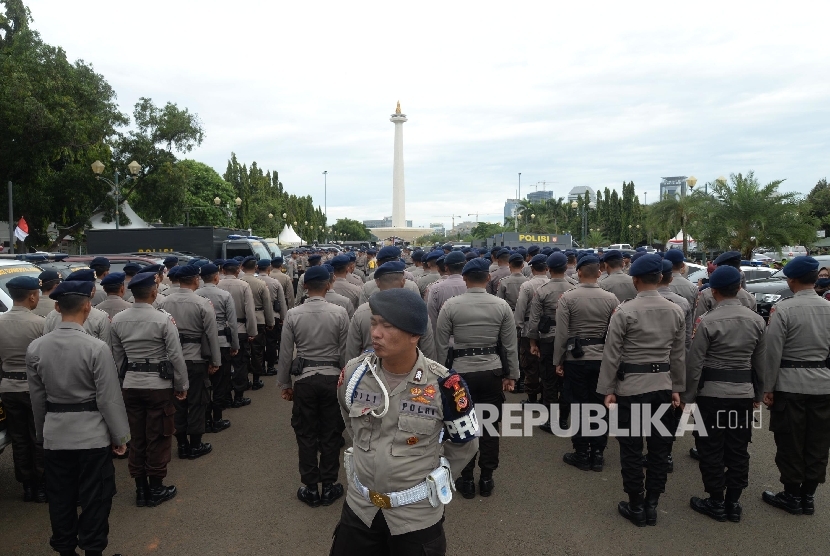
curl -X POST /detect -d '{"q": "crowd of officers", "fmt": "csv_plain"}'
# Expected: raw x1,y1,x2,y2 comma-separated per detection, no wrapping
1,240,829,555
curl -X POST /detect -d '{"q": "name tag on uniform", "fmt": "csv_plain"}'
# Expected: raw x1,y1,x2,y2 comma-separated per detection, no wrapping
354,387,381,408
400,400,439,419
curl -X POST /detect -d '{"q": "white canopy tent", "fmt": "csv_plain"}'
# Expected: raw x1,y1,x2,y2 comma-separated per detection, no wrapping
277,225,303,246
89,201,151,229
667,229,697,250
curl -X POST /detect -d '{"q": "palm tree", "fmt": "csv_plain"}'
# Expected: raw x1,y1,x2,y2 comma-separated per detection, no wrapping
586,229,607,248
647,191,701,255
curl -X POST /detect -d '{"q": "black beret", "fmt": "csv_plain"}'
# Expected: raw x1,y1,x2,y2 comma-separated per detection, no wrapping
167,266,181,279
200,263,219,275
7,276,41,290
163,256,179,266
322,264,335,275
411,251,424,262
222,259,240,269
509,253,524,265
177,265,200,278
547,253,567,268
272,257,284,267
304,266,329,282
661,260,673,274
378,246,402,260
128,272,157,290
465,252,477,261
603,250,623,262
783,256,820,278
38,270,62,284
714,251,741,266
369,288,428,336
100,272,126,286
527,245,540,255
143,264,164,274
530,254,548,266
49,280,94,300
425,250,443,262
307,254,322,264
375,260,406,278
709,266,741,288
123,262,142,274
576,255,599,270
331,255,350,268
497,248,511,258
664,249,685,264
242,255,258,265
66,269,96,282
462,258,491,275
256,259,271,269
445,251,466,265
89,256,110,269
631,252,647,262
629,254,663,276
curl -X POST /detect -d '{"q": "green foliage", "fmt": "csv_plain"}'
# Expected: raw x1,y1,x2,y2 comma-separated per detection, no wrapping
471,222,506,238
807,178,830,234
331,218,371,241
586,229,608,248
415,232,449,246
176,160,236,227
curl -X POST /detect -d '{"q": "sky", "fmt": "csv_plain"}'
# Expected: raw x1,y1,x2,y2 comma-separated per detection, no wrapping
25,0,830,231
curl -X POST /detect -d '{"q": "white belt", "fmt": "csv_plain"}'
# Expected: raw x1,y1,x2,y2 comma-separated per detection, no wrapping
353,473,429,509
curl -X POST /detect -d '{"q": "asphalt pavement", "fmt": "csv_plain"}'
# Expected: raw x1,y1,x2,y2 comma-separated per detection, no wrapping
1,385,828,556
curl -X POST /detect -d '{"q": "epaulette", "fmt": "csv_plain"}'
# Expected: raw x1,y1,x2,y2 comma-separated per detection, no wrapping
426,360,450,379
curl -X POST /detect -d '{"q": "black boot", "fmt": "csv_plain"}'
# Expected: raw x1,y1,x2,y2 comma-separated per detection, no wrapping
455,476,476,499
205,418,214,433
23,483,34,502
591,449,604,472
725,488,743,522
690,495,727,522
34,483,47,503
147,477,177,507
539,419,553,434
802,482,818,515
188,438,213,460
667,454,674,473
321,482,344,506
563,449,592,471
251,378,264,390
762,484,803,515
479,475,495,497
297,484,321,508
645,491,660,526
231,393,251,408
265,366,278,376
135,477,148,508
176,434,190,459
690,447,700,460
618,492,647,527
212,418,231,432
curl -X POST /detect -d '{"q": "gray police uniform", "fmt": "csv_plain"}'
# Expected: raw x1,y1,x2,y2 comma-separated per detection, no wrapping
434,288,518,482
240,272,274,382
271,269,296,310
426,275,467,337
345,302,436,362
26,322,130,554
416,271,441,298
92,280,107,306
259,273,287,373
33,295,55,317
496,272,527,311
218,274,257,399
658,286,693,349
43,307,112,350
763,290,830,491
111,303,188,483
600,270,638,303
669,272,699,307
95,294,132,319
359,278,421,306
694,287,756,320
333,277,362,310
276,296,349,489
326,290,356,319
196,283,239,419
682,299,766,499
487,265,511,295
527,278,574,409
0,307,45,491
513,275,549,402
597,291,686,497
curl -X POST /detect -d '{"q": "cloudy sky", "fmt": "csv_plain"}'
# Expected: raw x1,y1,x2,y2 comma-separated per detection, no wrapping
28,0,829,230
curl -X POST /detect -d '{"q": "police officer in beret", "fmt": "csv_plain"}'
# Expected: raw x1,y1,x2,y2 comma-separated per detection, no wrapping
664,249,698,308
96,272,132,319
599,250,637,303
331,288,479,555
286,251,300,294
409,250,425,279
162,256,178,286
239,256,275,390
110,272,188,507
514,254,550,405
417,251,442,298
34,270,61,317
295,254,323,305
360,247,420,304
762,256,830,515
276,265,349,508
42,269,112,349
497,253,528,311
487,248,511,295
681,265,766,522
597,254,686,527
89,256,110,306
331,255,362,309
122,262,142,301
27,280,130,556
435,257,518,498
218,259,257,408
256,259,287,376
658,260,693,350
157,265,221,460
695,251,756,319
270,257,296,309
345,252,366,286
319,264,355,317
522,246,541,277
0,275,45,502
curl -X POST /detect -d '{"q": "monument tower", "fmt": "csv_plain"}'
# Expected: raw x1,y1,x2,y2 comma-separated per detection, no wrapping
390,101,407,227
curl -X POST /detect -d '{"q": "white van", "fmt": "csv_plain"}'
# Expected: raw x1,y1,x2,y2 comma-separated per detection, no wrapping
608,244,632,251
764,246,807,262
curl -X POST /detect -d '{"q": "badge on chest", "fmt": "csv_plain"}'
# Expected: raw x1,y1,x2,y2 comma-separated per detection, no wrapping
399,400,439,419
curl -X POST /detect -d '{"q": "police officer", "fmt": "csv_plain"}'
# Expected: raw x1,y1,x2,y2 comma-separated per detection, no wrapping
487,248,511,295
417,250,442,298
158,265,221,460
597,254,686,527
665,249,698,307
286,250,300,294
295,253,322,304
409,250,425,279
89,256,110,306
0,276,45,502
331,288,479,555
276,266,349,508
761,256,830,515
239,256,275,390
96,272,132,319
162,256,178,286
435,257,518,498
522,245,541,277
553,255,619,470
321,264,356,317
497,253,528,310
694,251,756,319
270,256,297,309
26,280,130,556
218,259,257,408
34,270,61,317
599,250,637,303
345,261,436,361
196,263,238,432
527,253,574,419
43,269,112,349
359,246,420,304
122,262,141,300
331,254,362,309
256,259,287,376
513,254,550,404
658,260,693,350
426,250,468,336
682,266,766,523
110,272,189,507
346,252,366,286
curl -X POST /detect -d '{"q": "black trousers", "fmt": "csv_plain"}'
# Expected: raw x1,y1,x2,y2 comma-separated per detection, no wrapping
519,336,541,398
616,390,674,494
770,391,830,485
0,391,44,485
563,360,607,452
459,370,503,477
330,503,446,556
265,322,281,368
250,324,267,379
45,447,115,553
174,362,209,436
210,347,233,418
694,396,753,494
123,388,174,479
539,342,569,422
231,333,251,395
291,373,344,485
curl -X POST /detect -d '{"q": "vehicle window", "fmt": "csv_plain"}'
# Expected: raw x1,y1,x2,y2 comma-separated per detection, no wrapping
248,241,272,261
0,267,42,295
225,244,253,259
264,241,282,258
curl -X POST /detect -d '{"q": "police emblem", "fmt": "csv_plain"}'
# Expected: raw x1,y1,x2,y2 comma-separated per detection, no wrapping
414,369,423,381
406,436,419,445
410,387,422,396
423,385,436,399
337,368,345,388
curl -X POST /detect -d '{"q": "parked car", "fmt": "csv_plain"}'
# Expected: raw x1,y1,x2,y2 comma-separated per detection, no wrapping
64,254,161,273
0,260,46,313
744,255,830,319
609,244,632,251
686,264,776,289
756,246,808,262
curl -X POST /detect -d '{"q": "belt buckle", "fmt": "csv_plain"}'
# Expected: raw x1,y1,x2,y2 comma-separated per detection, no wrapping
369,490,392,509
651,363,660,373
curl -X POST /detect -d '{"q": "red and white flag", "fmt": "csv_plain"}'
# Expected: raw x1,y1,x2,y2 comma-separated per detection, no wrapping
14,217,29,242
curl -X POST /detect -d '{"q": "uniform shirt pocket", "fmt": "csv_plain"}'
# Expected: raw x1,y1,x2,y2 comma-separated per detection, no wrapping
348,405,374,451
391,414,437,457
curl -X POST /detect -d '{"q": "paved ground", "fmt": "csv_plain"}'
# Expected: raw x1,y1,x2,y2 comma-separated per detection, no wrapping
1,385,828,556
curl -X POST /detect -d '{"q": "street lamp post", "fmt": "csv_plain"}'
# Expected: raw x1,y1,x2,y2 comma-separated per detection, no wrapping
213,196,242,228
529,213,535,232
91,160,141,230
323,171,328,218
571,200,595,246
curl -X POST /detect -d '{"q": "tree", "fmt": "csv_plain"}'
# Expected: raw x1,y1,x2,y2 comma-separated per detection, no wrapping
471,222,505,239
331,218,371,241
807,178,830,235
176,160,237,227
586,229,607,248
647,190,700,254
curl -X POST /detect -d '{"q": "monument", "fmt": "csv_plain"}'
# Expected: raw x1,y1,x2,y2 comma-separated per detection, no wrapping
369,102,429,244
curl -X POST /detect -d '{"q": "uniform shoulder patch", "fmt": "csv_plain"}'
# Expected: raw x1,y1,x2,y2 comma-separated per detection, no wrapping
426,360,450,379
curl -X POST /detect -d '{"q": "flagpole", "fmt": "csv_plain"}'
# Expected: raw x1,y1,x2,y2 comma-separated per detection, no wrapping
7,181,13,255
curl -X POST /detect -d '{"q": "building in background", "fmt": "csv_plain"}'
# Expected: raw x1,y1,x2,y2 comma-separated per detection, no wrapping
504,199,520,223
363,216,413,228
449,221,476,237
430,222,446,237
527,190,554,203
567,186,595,203
659,176,688,201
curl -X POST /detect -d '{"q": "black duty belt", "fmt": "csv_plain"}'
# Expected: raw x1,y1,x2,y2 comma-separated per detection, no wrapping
575,338,605,346
701,367,752,383
237,318,247,323
46,401,98,413
621,362,670,374
453,346,498,358
179,335,202,344
127,361,165,373
2,371,27,381
780,360,827,368
302,360,340,369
